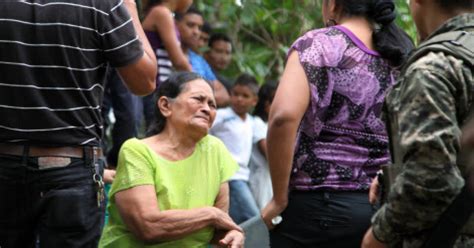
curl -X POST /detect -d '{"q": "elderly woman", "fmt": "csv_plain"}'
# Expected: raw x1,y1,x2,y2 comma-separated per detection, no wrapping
99,72,244,248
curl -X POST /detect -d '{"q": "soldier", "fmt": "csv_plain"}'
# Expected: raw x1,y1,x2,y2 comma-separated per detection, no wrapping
362,0,474,247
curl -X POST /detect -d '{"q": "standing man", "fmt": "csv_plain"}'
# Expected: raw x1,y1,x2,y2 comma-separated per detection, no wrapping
363,0,473,247
204,33,234,92
175,7,230,107
0,1,157,247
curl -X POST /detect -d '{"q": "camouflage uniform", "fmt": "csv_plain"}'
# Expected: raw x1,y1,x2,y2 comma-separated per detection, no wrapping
371,13,474,247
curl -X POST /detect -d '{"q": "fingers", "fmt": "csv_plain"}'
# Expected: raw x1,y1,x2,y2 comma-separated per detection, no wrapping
369,177,379,204
103,169,116,184
219,230,244,248
214,209,243,232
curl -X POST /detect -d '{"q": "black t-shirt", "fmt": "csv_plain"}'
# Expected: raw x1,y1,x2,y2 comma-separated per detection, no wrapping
0,0,143,146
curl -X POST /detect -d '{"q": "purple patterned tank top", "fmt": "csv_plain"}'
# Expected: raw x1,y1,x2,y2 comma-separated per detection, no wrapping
290,25,396,192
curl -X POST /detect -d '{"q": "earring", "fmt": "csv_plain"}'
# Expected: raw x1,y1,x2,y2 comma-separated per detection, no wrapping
325,19,337,27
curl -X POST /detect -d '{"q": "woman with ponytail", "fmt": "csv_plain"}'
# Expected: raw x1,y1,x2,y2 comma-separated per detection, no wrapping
261,0,414,247
141,0,193,131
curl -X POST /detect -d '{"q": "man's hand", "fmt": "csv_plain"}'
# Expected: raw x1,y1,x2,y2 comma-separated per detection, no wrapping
361,227,387,248
261,198,287,230
369,176,380,204
219,230,245,248
103,169,116,184
462,119,474,148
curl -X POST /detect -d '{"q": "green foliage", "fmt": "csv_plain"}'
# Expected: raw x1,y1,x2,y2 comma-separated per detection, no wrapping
197,0,416,84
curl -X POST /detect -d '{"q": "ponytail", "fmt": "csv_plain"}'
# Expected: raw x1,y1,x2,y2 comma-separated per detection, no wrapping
370,0,415,67
335,0,415,67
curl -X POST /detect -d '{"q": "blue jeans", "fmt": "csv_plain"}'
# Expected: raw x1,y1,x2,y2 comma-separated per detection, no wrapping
229,180,260,224
102,68,142,166
0,153,105,248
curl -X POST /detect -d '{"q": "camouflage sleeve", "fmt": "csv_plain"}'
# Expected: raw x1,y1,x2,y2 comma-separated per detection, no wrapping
372,62,465,243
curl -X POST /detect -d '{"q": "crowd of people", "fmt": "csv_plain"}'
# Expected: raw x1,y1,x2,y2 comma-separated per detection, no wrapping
0,0,472,248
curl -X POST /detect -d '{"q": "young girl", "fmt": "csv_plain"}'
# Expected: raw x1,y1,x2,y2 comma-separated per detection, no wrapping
141,0,193,131
249,82,277,209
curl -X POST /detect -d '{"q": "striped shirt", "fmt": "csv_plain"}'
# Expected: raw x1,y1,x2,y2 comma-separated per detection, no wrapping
145,28,177,84
0,0,144,146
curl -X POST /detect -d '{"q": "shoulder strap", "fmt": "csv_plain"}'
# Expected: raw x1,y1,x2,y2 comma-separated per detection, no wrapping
403,31,474,73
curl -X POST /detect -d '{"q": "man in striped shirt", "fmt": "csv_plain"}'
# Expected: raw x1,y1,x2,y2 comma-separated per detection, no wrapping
0,1,157,247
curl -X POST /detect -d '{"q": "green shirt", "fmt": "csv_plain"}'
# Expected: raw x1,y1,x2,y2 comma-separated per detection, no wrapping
99,135,238,248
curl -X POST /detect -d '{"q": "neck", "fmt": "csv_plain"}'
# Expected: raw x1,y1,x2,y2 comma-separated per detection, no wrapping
158,125,200,156
236,112,247,120
339,17,375,50
182,44,189,54
421,10,468,41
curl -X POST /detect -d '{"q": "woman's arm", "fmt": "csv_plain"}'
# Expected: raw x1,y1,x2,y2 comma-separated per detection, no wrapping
258,139,267,159
213,182,230,212
213,80,230,107
142,6,192,71
115,185,241,244
211,183,245,248
261,51,310,228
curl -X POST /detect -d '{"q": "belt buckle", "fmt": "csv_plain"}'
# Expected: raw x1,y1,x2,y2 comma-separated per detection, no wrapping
38,157,72,170
92,147,100,165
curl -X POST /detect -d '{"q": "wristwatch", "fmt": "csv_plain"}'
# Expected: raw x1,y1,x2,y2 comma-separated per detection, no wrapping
271,215,283,226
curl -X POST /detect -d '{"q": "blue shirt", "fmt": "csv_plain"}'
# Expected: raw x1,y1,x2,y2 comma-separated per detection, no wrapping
188,50,217,81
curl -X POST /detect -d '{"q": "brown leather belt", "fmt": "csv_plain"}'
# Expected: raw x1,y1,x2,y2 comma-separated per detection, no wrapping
0,143,103,158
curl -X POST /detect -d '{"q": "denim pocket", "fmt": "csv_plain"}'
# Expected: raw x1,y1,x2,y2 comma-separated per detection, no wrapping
43,184,99,230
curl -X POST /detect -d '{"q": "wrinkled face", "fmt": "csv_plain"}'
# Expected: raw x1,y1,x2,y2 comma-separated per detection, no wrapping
207,40,232,71
177,13,203,49
230,85,257,117
175,0,193,13
166,79,216,135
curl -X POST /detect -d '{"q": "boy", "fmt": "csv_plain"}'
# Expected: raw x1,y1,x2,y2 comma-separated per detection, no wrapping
210,74,266,224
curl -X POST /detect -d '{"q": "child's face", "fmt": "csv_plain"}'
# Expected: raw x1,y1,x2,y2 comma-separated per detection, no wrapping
230,85,257,116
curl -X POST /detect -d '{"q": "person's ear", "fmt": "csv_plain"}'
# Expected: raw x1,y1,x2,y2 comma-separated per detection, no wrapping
328,0,337,14
158,96,173,117
252,95,259,107
413,0,424,5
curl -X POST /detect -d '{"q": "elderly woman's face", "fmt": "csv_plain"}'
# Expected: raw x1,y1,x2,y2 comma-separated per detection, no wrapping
170,79,216,134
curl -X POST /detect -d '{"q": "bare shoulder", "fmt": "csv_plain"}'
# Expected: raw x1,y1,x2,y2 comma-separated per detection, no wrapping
147,5,172,20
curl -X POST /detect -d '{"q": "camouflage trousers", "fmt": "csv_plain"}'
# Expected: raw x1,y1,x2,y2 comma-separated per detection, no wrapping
453,235,474,248
391,235,474,248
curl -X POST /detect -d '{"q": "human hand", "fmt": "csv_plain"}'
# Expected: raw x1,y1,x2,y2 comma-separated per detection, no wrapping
369,176,380,205
219,230,245,248
361,227,387,248
211,208,243,232
462,120,474,148
261,198,287,230
103,169,116,184
123,0,137,5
